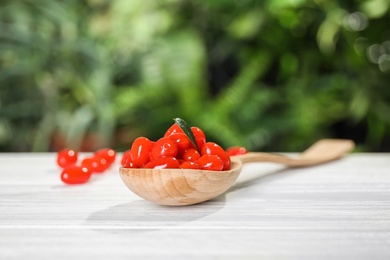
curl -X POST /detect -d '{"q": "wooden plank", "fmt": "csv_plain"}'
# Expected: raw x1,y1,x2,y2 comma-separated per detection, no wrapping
0,153,390,259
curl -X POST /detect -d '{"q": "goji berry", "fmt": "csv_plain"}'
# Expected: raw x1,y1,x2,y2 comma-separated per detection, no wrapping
144,156,180,169
197,154,224,171
57,149,78,168
81,157,108,173
121,150,137,168
61,165,91,184
180,161,201,170
164,123,183,137
201,142,231,170
169,133,191,157
131,137,154,167
191,126,206,151
95,148,116,165
226,146,248,156
182,148,200,162
150,137,178,161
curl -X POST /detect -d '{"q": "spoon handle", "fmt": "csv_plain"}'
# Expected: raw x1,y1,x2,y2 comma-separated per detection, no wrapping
234,152,307,166
234,139,355,167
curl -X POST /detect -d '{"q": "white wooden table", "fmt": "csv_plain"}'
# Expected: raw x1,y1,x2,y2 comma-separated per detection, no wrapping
0,153,389,259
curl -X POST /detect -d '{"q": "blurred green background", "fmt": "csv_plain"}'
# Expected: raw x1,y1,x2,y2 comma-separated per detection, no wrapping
1,0,390,153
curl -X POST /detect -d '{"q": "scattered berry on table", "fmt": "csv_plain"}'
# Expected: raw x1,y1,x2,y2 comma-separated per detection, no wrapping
60,165,91,184
95,148,116,166
57,149,78,168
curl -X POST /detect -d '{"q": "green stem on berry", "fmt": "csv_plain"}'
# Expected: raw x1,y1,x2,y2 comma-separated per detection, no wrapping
173,118,200,153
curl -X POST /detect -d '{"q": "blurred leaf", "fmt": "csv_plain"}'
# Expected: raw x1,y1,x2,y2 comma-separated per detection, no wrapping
228,9,265,39
1,0,390,152
317,8,346,54
360,0,390,18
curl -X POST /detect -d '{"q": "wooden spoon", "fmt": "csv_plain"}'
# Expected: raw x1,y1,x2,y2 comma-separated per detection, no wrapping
120,139,355,206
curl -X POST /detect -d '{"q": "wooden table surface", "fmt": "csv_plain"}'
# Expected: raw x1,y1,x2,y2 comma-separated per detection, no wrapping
1,153,389,259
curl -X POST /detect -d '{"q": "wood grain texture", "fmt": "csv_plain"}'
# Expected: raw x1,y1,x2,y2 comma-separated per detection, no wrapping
119,139,354,206
237,139,355,166
120,161,242,206
1,153,390,259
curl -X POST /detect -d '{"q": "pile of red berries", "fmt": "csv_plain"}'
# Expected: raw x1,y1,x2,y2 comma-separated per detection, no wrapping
57,121,248,184
57,148,116,184
121,123,247,171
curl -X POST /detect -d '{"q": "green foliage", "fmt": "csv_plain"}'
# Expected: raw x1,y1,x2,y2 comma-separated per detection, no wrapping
1,0,389,152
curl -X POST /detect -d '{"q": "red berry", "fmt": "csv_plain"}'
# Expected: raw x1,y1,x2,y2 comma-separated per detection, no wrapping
120,150,132,167
226,146,248,156
121,150,137,168
182,148,200,162
57,149,78,168
201,142,231,170
164,123,183,137
61,165,91,184
191,126,206,150
197,154,224,171
95,148,116,165
131,137,154,167
144,157,180,169
150,137,178,161
180,161,201,170
81,157,99,173
178,159,186,164
81,157,108,173
96,157,110,172
169,133,191,157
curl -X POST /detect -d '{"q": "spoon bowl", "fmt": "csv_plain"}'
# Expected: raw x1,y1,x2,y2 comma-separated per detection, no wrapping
120,139,355,206
120,160,243,206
